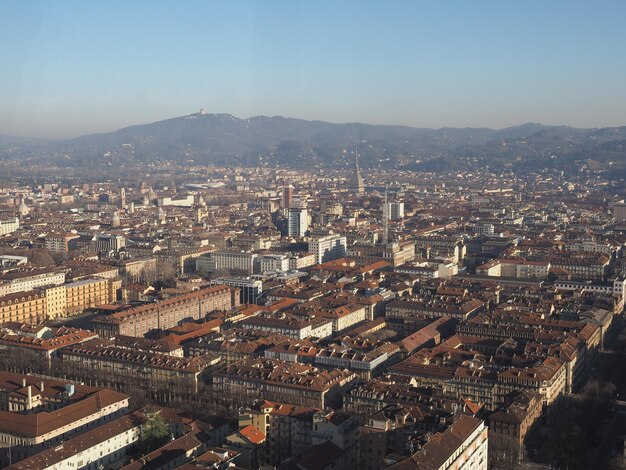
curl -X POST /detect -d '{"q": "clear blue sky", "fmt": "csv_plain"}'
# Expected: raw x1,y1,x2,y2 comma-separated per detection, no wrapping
2,0,626,138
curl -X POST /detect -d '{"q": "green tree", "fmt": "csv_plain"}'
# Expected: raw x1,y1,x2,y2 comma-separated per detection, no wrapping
140,411,170,453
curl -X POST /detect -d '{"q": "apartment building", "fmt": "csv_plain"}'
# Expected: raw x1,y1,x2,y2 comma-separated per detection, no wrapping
476,259,550,279
414,235,465,263
92,285,237,337
388,415,488,470
241,313,334,339
315,339,401,379
259,253,290,273
64,277,121,316
44,232,80,253
6,412,143,470
239,400,317,466
288,207,309,238
0,277,119,324
213,277,262,305
348,241,415,267
387,298,484,321
212,358,356,409
488,391,543,464
196,251,258,275
0,324,97,361
0,217,19,236
0,371,129,467
0,290,47,324
157,246,216,274
61,339,219,389
389,337,568,411
115,257,158,284
94,233,126,253
309,235,348,264
0,269,66,297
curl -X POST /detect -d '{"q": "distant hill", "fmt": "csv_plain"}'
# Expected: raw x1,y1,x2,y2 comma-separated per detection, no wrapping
1,112,626,173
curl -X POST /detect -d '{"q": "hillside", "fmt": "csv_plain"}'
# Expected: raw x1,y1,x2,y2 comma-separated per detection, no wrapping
1,112,626,173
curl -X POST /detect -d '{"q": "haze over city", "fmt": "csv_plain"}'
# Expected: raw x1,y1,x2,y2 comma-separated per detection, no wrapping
2,0,626,138
3,3,626,470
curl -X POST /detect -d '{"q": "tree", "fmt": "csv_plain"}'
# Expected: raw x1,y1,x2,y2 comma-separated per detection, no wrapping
140,411,170,454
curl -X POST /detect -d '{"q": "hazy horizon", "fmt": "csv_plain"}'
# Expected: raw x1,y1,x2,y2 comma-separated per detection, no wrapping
3,111,622,142
3,0,626,138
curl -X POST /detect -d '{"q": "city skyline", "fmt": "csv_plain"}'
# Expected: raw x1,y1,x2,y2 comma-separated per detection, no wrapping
2,0,626,138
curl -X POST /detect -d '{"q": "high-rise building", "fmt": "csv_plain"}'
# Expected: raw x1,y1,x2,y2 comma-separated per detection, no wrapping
282,182,294,210
387,202,404,220
288,207,309,238
348,150,365,194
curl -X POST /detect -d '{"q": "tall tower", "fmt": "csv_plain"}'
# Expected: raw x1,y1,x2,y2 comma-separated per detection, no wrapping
348,147,365,194
119,188,126,210
282,180,294,210
288,200,309,238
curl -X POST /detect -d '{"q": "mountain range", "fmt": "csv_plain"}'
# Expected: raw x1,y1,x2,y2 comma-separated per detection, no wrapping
2,112,626,173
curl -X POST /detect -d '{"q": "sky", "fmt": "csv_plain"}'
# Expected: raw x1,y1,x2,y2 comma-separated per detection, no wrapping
1,0,626,138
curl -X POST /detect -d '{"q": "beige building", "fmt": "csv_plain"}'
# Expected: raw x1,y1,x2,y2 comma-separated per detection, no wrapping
93,285,237,337
0,277,119,324
0,291,47,324
44,285,67,320
64,277,121,317
348,241,415,267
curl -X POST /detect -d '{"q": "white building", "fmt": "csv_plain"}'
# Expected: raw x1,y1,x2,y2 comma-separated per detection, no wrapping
242,314,334,339
477,259,550,279
288,207,309,238
396,261,458,280
260,254,290,273
156,195,195,207
197,251,258,275
309,235,347,264
212,277,262,304
387,202,404,220
472,223,495,235
0,217,19,236
95,234,126,253
0,270,66,297
555,277,626,300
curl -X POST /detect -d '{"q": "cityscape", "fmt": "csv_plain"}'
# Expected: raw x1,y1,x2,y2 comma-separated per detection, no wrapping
2,2,626,470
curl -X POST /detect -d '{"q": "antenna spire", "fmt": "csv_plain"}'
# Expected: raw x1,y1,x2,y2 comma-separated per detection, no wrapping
383,184,389,244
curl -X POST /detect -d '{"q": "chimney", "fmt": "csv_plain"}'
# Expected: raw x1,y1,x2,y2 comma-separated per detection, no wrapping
22,378,26,387
27,385,32,410
40,381,45,392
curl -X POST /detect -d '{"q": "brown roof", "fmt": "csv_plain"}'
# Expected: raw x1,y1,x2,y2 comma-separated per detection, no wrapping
238,424,266,445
